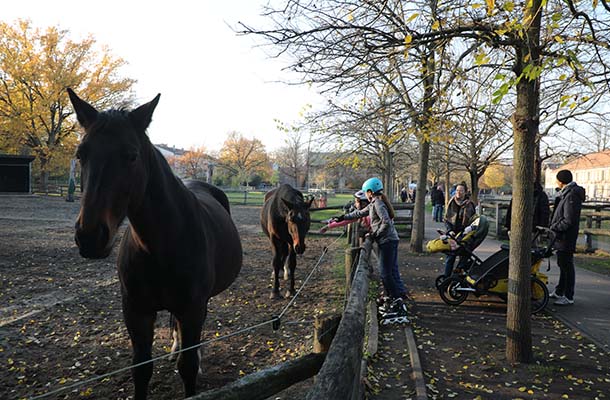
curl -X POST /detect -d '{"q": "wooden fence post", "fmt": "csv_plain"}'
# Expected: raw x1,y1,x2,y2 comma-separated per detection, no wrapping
345,247,360,299
495,203,504,239
243,190,248,205
313,314,341,354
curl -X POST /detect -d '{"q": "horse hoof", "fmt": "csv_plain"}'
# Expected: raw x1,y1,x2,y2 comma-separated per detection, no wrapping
284,290,295,299
283,270,289,280
270,291,281,300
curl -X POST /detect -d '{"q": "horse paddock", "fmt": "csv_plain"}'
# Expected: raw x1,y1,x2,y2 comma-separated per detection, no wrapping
0,195,344,399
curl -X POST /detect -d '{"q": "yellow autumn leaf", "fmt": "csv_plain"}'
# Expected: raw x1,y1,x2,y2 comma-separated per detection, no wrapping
404,35,412,45
486,0,495,15
472,3,483,8
407,13,419,22
348,12,354,22
239,370,246,376
555,35,564,43
431,20,440,30
518,386,527,392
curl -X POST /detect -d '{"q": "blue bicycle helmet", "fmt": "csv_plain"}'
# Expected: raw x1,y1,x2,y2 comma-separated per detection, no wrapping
362,177,383,194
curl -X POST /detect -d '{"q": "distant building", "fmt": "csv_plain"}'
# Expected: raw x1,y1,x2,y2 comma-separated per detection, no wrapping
544,150,610,200
154,144,214,182
0,154,35,193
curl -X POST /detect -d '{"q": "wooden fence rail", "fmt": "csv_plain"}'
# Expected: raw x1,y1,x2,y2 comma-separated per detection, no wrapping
306,237,373,400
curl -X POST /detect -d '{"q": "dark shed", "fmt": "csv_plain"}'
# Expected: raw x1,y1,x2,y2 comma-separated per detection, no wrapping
0,154,36,193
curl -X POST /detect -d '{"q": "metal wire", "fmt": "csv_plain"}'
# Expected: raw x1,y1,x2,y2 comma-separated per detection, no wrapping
28,231,347,400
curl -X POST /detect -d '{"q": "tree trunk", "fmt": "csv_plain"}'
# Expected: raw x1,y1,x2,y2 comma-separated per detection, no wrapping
410,137,430,253
410,47,436,253
384,148,394,202
469,168,479,205
506,0,542,364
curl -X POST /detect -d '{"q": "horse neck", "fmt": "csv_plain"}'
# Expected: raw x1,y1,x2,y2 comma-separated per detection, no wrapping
127,145,192,245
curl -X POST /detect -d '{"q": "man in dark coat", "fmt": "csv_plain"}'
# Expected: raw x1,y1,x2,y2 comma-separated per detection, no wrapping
431,184,445,223
504,182,550,231
549,169,585,306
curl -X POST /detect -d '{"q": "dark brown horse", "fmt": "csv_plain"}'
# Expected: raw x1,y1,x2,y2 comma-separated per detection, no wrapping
67,89,242,399
260,184,313,299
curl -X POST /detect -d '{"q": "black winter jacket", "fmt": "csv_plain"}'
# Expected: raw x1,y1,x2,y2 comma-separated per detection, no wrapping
550,182,586,252
504,186,550,231
431,188,445,206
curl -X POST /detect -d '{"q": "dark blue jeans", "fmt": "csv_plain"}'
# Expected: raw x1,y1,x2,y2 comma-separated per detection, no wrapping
433,204,444,222
555,250,575,300
378,240,405,298
444,253,468,277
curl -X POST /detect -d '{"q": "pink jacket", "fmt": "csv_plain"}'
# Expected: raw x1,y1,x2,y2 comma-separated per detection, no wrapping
323,216,371,232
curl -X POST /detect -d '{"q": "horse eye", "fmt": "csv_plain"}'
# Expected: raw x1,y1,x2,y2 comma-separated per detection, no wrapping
124,152,138,163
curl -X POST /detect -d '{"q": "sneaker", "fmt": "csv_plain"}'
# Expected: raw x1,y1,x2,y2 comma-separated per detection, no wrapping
553,296,574,306
549,290,561,299
380,299,410,325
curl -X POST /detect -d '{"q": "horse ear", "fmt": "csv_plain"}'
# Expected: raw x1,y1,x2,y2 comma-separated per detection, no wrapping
281,198,294,210
67,88,99,129
129,94,161,133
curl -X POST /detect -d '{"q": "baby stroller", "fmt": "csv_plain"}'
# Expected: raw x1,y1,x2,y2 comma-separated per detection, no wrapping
435,227,554,314
427,214,490,289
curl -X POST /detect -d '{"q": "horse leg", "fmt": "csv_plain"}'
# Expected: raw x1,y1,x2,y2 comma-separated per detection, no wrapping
169,313,179,361
285,247,297,298
283,256,290,281
123,306,156,400
175,308,205,398
270,239,288,299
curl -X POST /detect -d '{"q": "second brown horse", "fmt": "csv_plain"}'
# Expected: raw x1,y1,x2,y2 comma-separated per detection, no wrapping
260,184,313,299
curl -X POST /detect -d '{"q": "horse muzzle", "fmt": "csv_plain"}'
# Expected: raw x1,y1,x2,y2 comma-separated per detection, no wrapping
74,222,112,259
295,243,306,255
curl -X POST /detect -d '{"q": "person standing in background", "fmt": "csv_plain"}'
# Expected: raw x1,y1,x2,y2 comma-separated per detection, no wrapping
431,183,445,223
549,169,585,306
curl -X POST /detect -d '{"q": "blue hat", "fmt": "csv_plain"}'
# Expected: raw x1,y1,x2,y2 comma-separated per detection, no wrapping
362,177,383,194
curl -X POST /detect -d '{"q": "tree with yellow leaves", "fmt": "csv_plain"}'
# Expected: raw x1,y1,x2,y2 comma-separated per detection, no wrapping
218,132,271,187
174,146,212,180
0,19,135,189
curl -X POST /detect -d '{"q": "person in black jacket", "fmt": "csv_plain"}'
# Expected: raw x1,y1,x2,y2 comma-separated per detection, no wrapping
504,182,550,232
549,169,585,306
431,184,445,222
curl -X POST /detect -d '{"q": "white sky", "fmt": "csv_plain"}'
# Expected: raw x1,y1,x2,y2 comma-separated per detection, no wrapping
3,0,323,152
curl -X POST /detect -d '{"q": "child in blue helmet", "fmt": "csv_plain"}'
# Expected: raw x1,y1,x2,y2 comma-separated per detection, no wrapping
333,177,408,325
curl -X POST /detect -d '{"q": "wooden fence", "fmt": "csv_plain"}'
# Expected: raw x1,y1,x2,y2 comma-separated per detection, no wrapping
185,222,375,399
479,200,610,252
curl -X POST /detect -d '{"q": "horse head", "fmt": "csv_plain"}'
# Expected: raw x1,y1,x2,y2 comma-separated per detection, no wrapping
67,88,160,259
281,197,313,254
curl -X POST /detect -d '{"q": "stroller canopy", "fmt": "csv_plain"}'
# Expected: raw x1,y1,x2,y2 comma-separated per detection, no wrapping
426,214,489,253
462,214,489,251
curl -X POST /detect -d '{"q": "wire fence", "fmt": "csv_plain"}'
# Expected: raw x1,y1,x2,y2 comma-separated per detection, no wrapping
28,231,347,400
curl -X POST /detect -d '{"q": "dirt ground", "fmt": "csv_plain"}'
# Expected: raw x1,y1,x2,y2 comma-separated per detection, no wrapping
4,195,610,400
395,250,610,400
0,195,346,400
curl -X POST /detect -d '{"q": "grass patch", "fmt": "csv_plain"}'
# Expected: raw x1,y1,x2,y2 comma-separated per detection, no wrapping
574,250,610,276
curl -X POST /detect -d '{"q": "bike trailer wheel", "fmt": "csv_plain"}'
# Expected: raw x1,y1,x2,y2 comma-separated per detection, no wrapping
531,276,549,314
438,277,469,306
